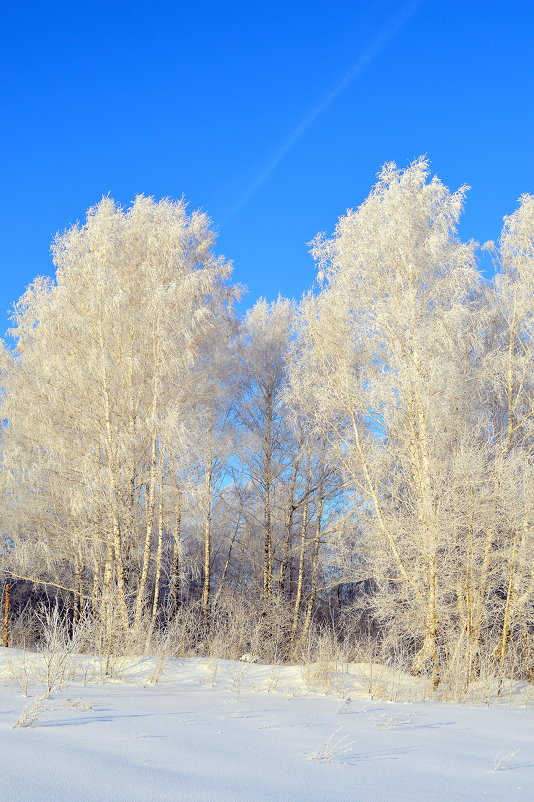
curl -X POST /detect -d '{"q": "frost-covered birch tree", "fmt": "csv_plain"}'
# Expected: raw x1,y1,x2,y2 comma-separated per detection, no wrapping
1,196,237,634
288,159,485,685
234,298,297,601
478,195,534,673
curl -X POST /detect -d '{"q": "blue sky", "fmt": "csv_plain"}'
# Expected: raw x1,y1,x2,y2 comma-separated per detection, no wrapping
1,0,533,333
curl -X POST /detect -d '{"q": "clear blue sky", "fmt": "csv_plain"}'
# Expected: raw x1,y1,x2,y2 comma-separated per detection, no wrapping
1,0,533,332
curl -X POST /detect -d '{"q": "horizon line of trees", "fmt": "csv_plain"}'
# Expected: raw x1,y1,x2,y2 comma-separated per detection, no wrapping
0,158,532,687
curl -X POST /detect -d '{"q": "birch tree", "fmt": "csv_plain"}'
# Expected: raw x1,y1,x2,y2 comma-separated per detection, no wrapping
1,195,237,635
479,195,534,672
288,159,482,684
234,297,297,602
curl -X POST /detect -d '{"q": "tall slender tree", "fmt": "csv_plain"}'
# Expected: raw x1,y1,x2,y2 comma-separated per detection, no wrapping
288,159,482,684
1,195,237,634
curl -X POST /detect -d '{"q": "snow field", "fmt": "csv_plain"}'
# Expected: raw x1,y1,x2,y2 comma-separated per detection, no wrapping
1,648,533,801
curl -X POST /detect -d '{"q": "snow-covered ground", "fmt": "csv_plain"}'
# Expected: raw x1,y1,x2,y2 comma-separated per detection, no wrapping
1,648,533,800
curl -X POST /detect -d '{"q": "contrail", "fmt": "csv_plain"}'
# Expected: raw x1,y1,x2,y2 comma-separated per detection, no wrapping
224,0,422,224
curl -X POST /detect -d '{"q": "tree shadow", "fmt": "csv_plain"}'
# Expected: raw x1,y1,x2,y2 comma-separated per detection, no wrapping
337,746,419,765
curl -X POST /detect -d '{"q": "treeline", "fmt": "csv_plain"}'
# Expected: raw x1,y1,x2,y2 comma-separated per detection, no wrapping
1,159,532,688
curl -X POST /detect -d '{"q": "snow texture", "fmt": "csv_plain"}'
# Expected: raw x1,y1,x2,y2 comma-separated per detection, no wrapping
1,648,533,800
